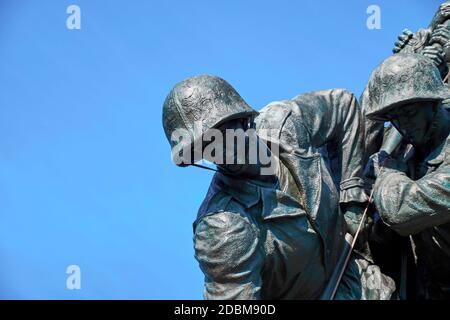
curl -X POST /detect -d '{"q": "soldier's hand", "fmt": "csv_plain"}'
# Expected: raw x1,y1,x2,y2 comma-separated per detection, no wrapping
422,45,446,66
364,151,389,180
429,24,450,48
343,204,372,251
393,29,414,53
369,151,408,178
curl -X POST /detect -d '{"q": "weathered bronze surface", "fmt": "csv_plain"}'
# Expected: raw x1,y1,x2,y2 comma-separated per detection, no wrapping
364,54,450,300
360,2,450,300
162,2,450,300
163,77,395,300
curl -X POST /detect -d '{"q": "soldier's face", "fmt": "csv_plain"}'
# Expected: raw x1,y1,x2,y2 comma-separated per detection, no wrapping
201,118,250,172
388,101,437,147
221,119,247,172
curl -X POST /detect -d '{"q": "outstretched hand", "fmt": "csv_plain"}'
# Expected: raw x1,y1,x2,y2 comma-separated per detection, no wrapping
393,29,414,53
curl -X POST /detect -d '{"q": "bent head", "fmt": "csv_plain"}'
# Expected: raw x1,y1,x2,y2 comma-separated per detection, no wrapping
162,74,258,167
386,101,439,147
200,117,276,177
162,74,277,177
202,117,250,174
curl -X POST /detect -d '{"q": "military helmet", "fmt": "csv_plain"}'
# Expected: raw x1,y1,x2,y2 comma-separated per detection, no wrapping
362,53,450,121
162,74,258,166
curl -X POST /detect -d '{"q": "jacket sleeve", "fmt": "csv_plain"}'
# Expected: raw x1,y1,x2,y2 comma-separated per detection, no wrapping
290,89,368,205
193,211,264,300
373,164,450,236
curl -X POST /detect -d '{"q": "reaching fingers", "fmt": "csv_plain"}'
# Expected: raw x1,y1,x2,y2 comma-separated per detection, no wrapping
423,52,443,65
402,28,414,37
431,36,450,47
393,30,414,51
394,39,409,50
423,46,442,58
398,34,410,42
431,29,450,47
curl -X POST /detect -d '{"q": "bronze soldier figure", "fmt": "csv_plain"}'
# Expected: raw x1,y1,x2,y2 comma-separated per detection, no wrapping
360,2,450,299
364,53,450,300
162,75,394,299
364,1,450,163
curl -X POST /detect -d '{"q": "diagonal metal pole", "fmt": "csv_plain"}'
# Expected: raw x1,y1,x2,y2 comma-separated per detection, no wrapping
329,163,386,300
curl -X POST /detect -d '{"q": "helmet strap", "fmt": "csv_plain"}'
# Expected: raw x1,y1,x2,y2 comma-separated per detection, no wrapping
191,163,220,173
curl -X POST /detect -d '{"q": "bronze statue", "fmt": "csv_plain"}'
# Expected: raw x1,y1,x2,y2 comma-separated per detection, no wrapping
160,2,450,301
363,1,450,163
359,2,450,300
363,53,450,299
162,75,394,300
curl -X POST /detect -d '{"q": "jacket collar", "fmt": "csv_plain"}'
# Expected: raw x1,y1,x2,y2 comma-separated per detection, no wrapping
215,172,305,220
215,173,261,209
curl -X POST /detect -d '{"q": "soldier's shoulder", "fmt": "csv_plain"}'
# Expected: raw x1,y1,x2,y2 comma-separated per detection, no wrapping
292,88,355,106
193,209,261,282
256,100,293,130
195,176,251,230
256,89,355,128
197,184,232,220
194,209,259,262
195,210,256,238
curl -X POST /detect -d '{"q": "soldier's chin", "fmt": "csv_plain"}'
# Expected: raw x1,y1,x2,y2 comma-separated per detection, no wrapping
218,163,246,175
229,163,246,173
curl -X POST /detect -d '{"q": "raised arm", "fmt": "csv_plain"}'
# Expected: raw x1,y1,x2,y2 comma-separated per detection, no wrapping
290,89,368,205
373,164,450,236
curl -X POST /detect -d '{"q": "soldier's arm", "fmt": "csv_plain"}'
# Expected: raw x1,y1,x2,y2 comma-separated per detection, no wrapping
392,28,431,54
194,211,264,300
373,165,450,236
291,89,368,205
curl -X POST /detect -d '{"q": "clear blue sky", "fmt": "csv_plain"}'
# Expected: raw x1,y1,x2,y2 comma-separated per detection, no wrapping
0,0,442,299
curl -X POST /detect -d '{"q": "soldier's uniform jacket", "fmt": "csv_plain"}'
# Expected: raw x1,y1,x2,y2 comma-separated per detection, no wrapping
193,89,395,300
373,121,450,299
